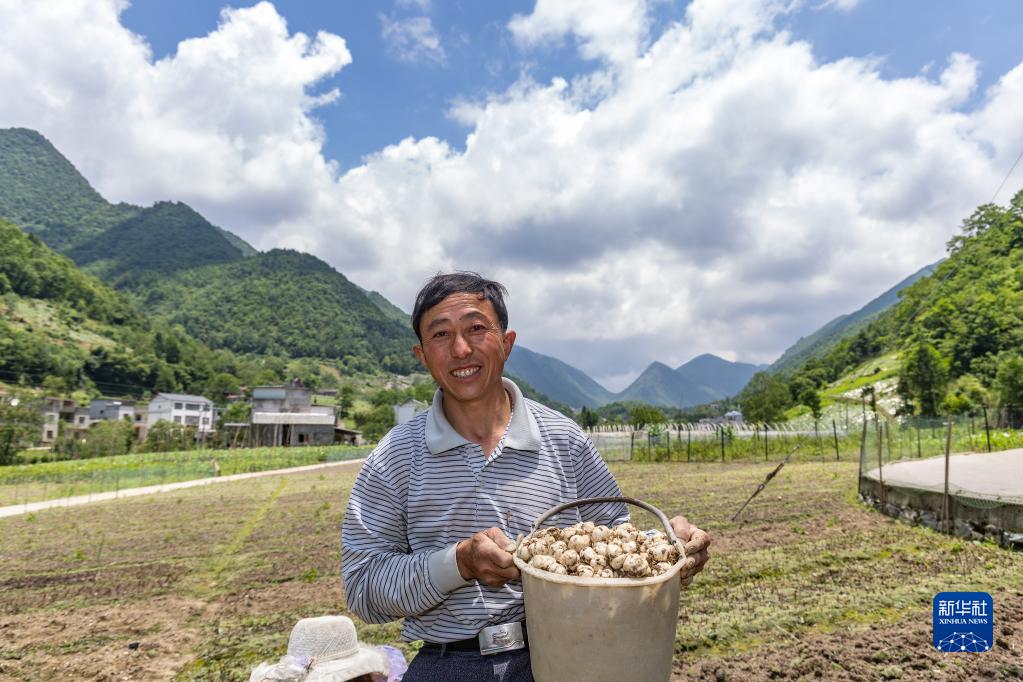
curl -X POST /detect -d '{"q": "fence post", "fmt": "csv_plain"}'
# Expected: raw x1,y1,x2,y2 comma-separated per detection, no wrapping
875,415,885,509
982,406,992,453
686,426,691,463
629,430,634,460
943,413,953,535
915,415,922,458
857,419,867,499
719,427,725,463
666,429,671,460
764,424,769,461
831,419,840,461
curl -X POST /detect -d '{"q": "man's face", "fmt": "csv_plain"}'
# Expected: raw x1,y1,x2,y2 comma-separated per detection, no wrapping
413,293,516,406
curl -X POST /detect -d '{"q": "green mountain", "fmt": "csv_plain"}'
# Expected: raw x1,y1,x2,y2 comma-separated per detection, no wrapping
505,345,615,408
0,128,138,251
677,354,767,398
768,261,940,376
68,201,244,285
0,220,229,395
136,249,419,374
616,361,698,407
0,128,418,374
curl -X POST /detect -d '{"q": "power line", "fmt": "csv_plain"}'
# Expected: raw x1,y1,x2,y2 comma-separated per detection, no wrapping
990,147,1023,204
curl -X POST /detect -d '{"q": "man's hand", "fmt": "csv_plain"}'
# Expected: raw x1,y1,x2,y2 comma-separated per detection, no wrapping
455,527,520,588
669,515,711,586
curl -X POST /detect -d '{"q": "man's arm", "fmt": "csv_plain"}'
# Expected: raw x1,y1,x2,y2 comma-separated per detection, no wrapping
341,461,467,623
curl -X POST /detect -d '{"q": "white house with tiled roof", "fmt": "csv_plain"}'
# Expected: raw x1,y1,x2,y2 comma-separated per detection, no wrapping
146,393,214,434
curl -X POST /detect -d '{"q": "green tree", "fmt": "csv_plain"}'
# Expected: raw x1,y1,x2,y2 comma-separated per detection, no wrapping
995,355,1023,407
207,372,240,404
220,400,251,424
628,405,665,430
353,404,395,442
944,374,990,414
899,343,950,416
142,420,194,453
336,385,355,419
737,372,791,423
578,406,599,430
79,419,134,459
0,394,43,465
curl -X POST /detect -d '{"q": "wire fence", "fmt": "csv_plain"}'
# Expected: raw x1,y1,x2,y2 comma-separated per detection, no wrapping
0,444,373,508
853,407,1023,549
589,421,861,463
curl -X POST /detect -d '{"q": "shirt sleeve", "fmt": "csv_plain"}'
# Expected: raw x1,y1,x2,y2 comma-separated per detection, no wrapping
341,458,455,623
574,433,630,526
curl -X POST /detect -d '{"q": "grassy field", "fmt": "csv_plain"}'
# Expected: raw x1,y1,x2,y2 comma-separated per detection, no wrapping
0,459,1020,680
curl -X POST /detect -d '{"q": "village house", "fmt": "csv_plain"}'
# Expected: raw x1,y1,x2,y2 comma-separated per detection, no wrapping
250,384,336,446
38,397,76,444
393,399,428,425
146,393,214,435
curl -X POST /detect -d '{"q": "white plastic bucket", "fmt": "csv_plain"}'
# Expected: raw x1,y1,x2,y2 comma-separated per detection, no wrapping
512,496,686,682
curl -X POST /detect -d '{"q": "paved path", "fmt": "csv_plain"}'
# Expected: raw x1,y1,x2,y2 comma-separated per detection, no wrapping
863,448,1023,501
0,458,366,519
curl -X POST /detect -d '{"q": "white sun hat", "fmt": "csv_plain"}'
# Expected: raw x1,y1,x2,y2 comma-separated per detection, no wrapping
250,616,393,682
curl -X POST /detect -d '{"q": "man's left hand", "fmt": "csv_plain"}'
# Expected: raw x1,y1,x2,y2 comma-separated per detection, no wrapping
669,515,711,586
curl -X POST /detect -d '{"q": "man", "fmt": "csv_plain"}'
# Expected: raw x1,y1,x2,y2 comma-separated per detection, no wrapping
342,272,710,681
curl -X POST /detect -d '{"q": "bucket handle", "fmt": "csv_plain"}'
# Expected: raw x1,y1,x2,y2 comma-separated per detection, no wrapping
527,496,686,558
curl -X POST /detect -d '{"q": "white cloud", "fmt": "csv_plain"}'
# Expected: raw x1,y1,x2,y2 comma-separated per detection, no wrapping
396,0,432,11
380,15,446,65
2,0,1022,388
0,0,350,241
814,0,861,11
508,0,650,65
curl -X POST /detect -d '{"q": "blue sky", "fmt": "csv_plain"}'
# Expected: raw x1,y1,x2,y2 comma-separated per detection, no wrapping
3,0,1023,389
119,1,1023,171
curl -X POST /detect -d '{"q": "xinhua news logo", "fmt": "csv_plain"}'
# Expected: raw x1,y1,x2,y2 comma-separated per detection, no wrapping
933,592,993,653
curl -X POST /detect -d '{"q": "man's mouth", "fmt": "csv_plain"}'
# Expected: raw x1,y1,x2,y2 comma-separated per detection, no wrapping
451,367,480,378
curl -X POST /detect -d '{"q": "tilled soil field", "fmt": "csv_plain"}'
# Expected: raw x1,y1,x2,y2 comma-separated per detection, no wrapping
0,460,1020,680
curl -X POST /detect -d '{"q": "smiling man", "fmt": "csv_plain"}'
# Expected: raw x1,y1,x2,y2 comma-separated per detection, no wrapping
341,272,711,681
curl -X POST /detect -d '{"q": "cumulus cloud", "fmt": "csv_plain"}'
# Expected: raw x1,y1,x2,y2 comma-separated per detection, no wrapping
0,0,350,245
380,15,446,65
2,0,1022,388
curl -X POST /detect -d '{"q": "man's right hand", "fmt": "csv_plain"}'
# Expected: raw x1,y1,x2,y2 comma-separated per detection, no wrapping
455,527,520,588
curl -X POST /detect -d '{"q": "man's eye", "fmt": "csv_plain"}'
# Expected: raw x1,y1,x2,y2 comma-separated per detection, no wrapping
470,324,486,332
433,330,449,338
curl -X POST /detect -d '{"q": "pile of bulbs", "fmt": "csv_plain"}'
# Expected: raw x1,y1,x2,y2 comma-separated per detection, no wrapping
516,521,681,579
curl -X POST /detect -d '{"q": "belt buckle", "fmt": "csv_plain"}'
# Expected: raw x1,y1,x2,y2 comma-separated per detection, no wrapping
478,621,525,656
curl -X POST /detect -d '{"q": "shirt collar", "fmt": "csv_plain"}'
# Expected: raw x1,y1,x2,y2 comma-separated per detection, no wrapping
425,377,542,455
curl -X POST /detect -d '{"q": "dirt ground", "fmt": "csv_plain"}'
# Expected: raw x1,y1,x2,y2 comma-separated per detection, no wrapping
1,461,1020,681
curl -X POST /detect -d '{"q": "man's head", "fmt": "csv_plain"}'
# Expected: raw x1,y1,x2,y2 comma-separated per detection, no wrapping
411,272,515,406
411,272,509,343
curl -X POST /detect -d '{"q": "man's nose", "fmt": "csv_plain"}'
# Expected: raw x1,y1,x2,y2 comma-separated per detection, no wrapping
450,332,472,358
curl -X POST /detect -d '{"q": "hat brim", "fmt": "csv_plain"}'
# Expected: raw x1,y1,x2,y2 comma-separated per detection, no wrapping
306,644,389,681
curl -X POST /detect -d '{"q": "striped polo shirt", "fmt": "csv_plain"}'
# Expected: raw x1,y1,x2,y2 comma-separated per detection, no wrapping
341,378,628,643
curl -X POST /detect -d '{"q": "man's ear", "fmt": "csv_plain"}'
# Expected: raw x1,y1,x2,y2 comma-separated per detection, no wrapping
502,330,516,357
412,344,427,368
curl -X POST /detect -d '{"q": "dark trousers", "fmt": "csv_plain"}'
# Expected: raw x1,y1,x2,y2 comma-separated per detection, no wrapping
403,647,533,681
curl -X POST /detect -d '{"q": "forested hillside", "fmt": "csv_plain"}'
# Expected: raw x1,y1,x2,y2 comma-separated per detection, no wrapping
0,220,230,395
740,190,1023,419
135,249,419,374
68,201,244,285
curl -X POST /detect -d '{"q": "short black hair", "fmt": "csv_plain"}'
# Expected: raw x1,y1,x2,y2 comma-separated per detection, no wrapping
412,271,509,342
